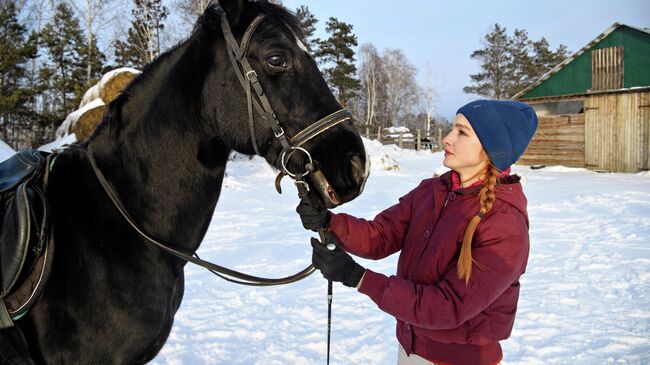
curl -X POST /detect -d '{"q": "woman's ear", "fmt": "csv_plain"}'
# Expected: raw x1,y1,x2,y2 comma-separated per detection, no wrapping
218,0,247,27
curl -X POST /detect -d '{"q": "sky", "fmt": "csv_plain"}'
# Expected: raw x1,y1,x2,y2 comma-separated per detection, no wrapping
279,0,650,120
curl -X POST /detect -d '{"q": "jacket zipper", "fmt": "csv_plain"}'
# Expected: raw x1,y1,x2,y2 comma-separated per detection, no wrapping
443,191,456,207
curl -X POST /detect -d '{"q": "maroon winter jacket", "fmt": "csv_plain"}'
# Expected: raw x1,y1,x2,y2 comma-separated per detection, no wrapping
328,171,530,365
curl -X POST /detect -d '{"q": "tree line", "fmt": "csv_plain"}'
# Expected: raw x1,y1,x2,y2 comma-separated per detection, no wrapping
295,7,567,142
296,5,441,139
1,0,170,150
1,1,568,150
464,23,568,100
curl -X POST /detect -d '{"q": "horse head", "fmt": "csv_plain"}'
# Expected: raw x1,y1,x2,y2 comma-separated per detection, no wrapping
203,0,369,208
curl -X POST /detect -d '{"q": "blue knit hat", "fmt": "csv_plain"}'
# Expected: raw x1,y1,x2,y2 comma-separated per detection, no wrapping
457,100,538,171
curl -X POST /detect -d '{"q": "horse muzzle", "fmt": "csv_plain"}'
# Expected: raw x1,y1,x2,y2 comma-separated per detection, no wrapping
274,161,340,208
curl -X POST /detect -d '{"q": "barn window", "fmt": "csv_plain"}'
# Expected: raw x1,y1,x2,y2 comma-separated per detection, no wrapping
591,45,624,91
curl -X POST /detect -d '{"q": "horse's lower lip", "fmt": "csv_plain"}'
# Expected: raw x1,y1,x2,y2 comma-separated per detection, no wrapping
327,185,340,205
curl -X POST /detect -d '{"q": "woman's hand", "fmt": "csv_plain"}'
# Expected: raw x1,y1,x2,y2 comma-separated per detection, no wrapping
296,190,331,231
311,233,365,288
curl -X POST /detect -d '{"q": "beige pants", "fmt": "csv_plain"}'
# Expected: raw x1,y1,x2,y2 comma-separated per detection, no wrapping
397,345,434,365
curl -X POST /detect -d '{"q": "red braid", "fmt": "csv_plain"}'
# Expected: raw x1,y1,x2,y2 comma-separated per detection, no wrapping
457,162,500,285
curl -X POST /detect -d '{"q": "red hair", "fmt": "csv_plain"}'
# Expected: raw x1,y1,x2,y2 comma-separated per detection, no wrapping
457,159,500,285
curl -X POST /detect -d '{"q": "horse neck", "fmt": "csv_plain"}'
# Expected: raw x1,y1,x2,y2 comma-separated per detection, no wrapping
84,46,231,252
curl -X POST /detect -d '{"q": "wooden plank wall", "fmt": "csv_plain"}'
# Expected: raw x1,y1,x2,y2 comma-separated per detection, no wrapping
585,91,650,172
518,114,585,167
592,45,624,91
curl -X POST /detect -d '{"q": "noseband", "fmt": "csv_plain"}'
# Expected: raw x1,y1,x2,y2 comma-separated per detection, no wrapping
220,13,352,178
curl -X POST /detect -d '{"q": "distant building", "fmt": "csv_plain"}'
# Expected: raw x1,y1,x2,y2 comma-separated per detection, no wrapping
514,23,650,173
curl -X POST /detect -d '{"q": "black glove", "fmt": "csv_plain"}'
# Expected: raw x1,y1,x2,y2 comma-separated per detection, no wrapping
296,190,331,231
311,233,365,288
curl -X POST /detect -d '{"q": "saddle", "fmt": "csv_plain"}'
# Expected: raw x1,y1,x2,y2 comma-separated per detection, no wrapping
0,150,54,328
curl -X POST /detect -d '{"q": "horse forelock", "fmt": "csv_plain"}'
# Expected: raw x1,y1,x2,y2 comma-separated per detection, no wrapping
195,1,304,41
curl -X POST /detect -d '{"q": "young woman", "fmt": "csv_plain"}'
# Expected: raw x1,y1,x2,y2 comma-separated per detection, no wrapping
297,100,538,365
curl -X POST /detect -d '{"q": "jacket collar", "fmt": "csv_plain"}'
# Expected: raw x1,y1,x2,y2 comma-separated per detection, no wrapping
440,170,521,195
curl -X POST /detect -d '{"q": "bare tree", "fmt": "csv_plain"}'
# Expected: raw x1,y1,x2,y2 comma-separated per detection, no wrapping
423,63,439,135
382,48,419,128
21,0,48,113
114,0,169,68
173,0,210,29
67,0,115,81
358,43,383,135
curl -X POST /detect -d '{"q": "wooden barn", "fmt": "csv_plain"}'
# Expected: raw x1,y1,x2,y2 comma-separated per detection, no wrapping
514,23,650,173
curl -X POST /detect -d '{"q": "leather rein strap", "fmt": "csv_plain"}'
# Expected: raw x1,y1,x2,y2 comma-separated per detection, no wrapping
87,146,314,286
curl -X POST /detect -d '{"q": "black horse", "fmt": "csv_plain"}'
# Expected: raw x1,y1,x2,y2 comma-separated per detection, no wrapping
1,0,368,363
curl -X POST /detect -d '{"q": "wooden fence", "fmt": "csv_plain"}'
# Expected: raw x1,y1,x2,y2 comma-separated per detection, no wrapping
361,126,442,151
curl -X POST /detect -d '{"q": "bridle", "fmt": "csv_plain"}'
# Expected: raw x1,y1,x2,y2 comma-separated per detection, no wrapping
87,9,347,364
87,10,351,286
220,12,353,180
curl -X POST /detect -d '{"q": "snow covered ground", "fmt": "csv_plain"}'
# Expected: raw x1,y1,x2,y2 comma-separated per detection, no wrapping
144,139,650,365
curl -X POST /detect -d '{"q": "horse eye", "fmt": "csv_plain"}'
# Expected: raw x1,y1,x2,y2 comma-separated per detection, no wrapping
266,54,288,69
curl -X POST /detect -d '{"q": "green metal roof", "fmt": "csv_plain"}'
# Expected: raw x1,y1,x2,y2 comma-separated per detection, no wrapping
514,23,650,100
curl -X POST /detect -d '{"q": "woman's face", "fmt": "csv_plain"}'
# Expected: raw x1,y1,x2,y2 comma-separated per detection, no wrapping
442,114,486,178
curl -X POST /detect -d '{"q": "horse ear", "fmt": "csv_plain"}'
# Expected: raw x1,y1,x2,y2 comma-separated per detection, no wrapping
218,0,248,27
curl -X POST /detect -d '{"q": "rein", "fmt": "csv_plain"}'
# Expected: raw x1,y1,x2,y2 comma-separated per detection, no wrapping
84,10,348,286
87,146,314,286
221,13,341,360
86,8,344,362
83,11,346,288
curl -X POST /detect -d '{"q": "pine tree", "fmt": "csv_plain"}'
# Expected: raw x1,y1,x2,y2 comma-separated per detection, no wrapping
0,1,38,145
532,37,568,77
463,23,511,100
315,17,360,107
295,5,319,53
114,0,169,69
464,24,568,99
506,29,534,98
40,2,86,121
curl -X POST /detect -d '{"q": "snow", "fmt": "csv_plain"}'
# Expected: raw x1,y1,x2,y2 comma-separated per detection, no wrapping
106,138,648,364
38,133,77,153
382,126,415,139
150,140,650,364
0,139,16,162
383,126,411,134
55,98,104,139
79,67,141,107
